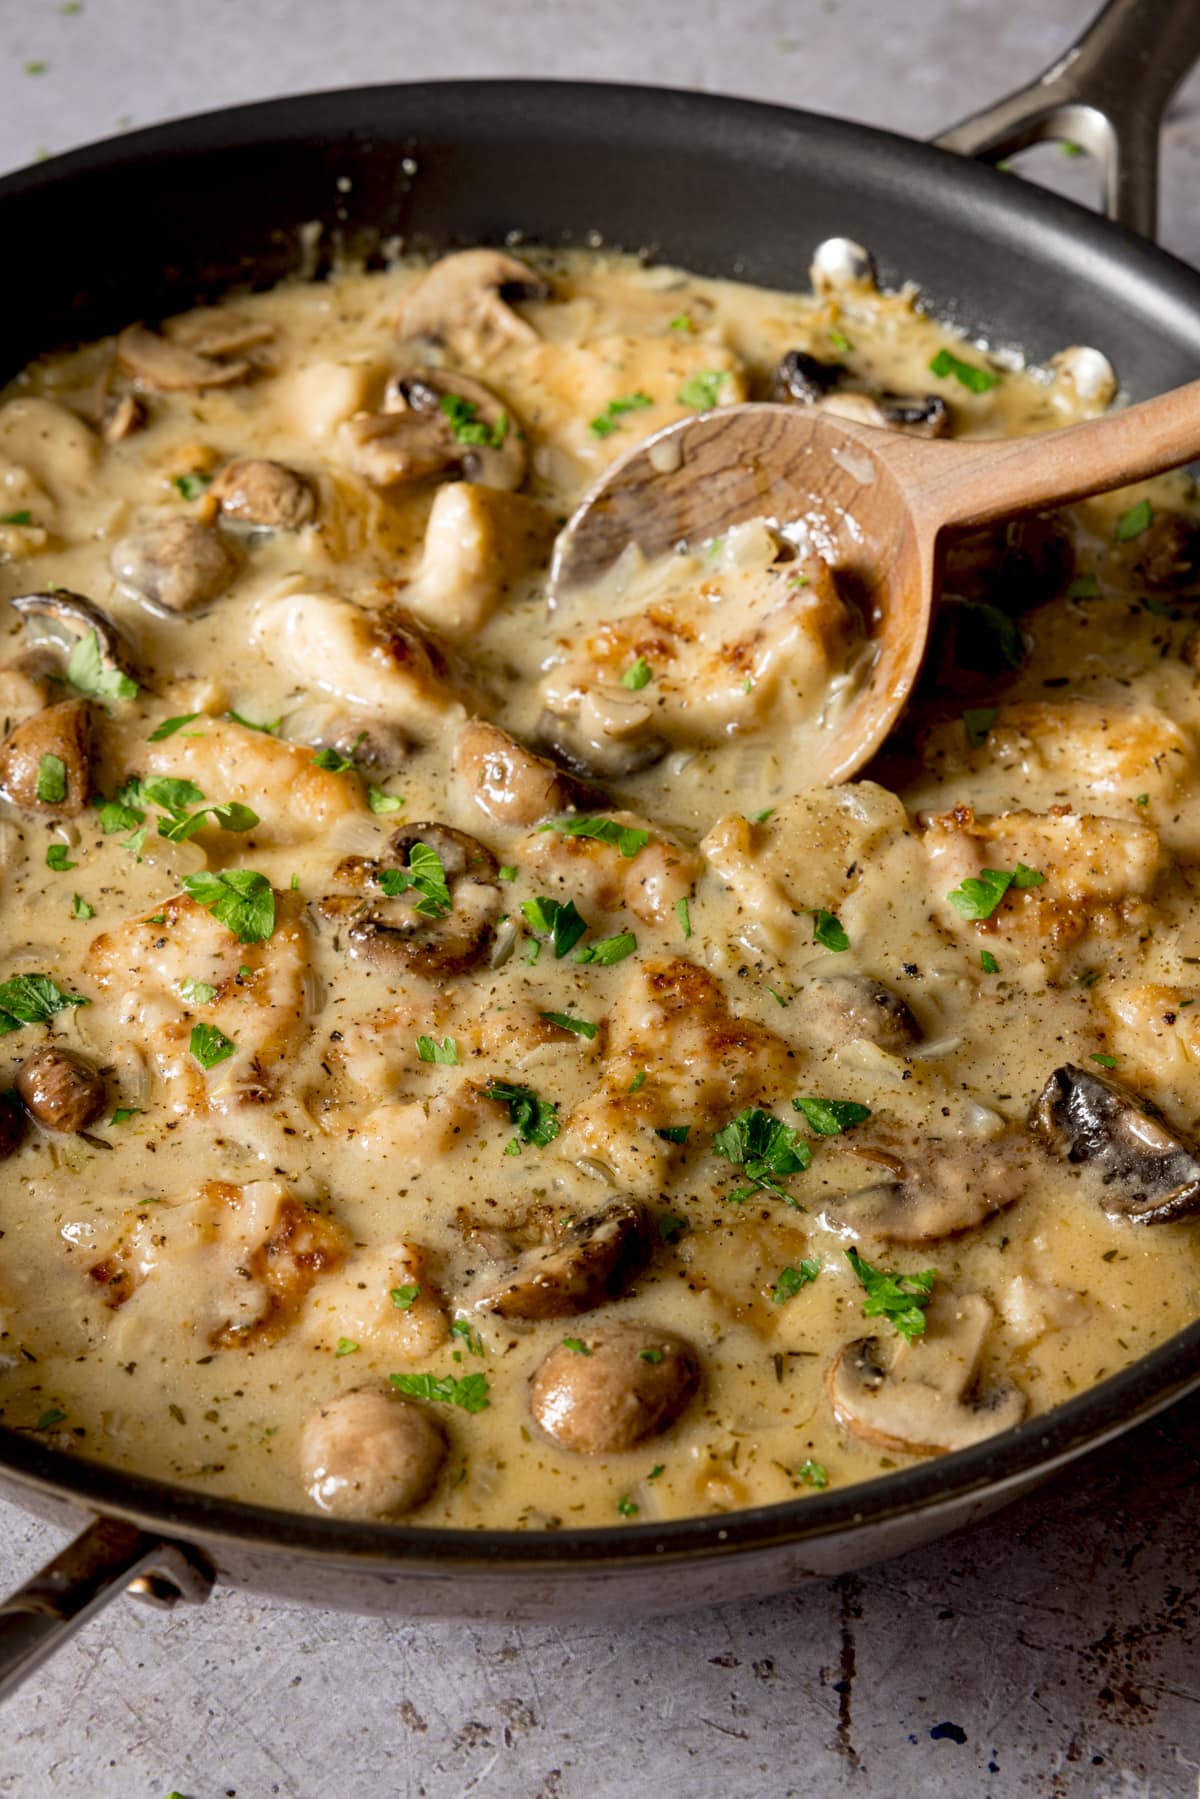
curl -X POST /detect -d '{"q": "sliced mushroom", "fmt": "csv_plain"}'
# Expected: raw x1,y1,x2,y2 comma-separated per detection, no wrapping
318,822,502,980
110,517,239,616
536,700,668,781
11,588,136,682
116,322,251,392
773,350,948,438
529,1321,701,1454
16,1045,106,1134
169,309,274,359
797,974,920,1053
1029,1062,1200,1224
210,458,315,531
473,1199,648,1320
394,250,549,358
0,698,92,817
824,1135,1027,1244
452,719,603,826
0,1090,26,1159
1109,510,1200,593
828,1291,1025,1455
340,368,525,492
300,1388,446,1521
100,391,146,444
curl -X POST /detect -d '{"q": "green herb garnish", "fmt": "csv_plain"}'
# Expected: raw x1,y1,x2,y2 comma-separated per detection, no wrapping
589,392,653,438
810,908,850,953
71,893,94,920
36,753,67,805
378,841,452,919
485,1078,560,1150
946,862,1044,921
675,896,692,941
45,843,76,872
0,974,89,1036
576,930,637,966
712,1106,811,1204
416,1035,459,1065
389,1371,490,1412
390,1284,420,1311
148,713,201,741
796,1459,829,1488
335,1338,359,1357
180,978,217,1006
677,369,728,409
562,1336,592,1355
539,816,649,858
541,1011,598,1040
440,393,509,449
846,1246,936,1342
367,787,405,815
1090,1052,1117,1068
171,471,213,501
771,1260,821,1304
963,706,997,749
1116,498,1152,541
929,347,1000,393
66,630,138,702
791,1097,871,1136
980,949,1000,974
520,896,588,958
621,656,653,690
181,869,275,943
189,1022,237,1069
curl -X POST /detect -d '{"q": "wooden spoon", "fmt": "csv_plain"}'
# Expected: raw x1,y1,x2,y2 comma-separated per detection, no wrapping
548,387,1200,782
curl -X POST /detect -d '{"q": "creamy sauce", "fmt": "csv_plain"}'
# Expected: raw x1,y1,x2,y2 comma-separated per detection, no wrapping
0,245,1196,1530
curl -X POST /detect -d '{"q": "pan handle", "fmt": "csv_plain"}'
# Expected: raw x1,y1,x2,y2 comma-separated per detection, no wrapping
931,0,1200,240
0,1516,213,1701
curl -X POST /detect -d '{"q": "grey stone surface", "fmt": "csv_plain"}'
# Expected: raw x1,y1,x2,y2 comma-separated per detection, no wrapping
0,3,1198,1795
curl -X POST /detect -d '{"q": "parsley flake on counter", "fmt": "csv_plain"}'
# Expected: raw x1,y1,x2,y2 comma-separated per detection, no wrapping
367,786,406,814
928,346,1000,393
675,895,692,940
677,369,728,409
541,1010,598,1040
589,391,653,437
1116,497,1152,541
980,949,1000,974
796,1459,829,1489
0,974,89,1036
148,713,201,741
562,1336,592,1355
621,655,653,690
181,869,275,943
441,392,509,448
846,1246,936,1342
36,753,67,805
771,1260,821,1304
66,629,138,702
713,1106,811,1204
45,843,76,873
540,815,649,858
180,978,217,1006
378,841,452,919
485,1078,560,1151
416,1034,459,1065
810,908,850,953
792,1097,871,1136
576,930,637,966
521,895,588,958
189,1022,237,1070
71,893,94,920
947,862,1044,921
963,706,997,749
390,1284,420,1311
1090,1052,1118,1068
335,1337,359,1357
616,1493,640,1518
390,1371,490,1413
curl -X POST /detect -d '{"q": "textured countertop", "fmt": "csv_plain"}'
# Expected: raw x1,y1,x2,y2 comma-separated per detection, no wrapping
0,3,1199,1795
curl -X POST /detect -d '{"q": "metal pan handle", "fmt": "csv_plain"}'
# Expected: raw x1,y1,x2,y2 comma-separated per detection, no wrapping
0,1517,212,1701
933,0,1200,241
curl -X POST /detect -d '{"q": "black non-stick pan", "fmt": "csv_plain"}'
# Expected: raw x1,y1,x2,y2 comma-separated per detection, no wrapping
0,0,1198,1695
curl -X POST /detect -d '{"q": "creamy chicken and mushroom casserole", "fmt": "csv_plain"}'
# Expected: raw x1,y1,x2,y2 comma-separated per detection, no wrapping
0,241,1197,1529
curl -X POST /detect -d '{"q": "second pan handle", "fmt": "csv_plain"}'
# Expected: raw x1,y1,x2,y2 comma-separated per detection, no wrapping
932,0,1200,241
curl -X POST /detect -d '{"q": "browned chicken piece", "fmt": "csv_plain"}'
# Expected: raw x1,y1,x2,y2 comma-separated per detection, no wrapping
515,809,702,927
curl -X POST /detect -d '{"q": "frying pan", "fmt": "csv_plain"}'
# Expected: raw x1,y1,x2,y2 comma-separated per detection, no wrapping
0,0,1199,1695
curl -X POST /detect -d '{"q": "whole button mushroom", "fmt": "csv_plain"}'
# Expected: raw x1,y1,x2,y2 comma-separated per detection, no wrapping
110,516,239,615
16,1045,106,1134
299,1388,447,1521
210,458,315,531
0,698,92,817
529,1322,701,1454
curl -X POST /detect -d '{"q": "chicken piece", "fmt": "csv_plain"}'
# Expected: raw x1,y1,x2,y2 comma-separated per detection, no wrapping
515,810,702,927
401,483,555,639
998,1274,1089,1347
142,714,364,846
562,956,797,1193
85,892,309,1116
283,358,385,440
1103,982,1200,1090
540,541,855,776
0,397,97,503
89,1179,345,1349
300,1241,451,1362
248,588,471,735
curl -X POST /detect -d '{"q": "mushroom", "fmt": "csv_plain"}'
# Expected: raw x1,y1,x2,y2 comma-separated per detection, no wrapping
110,516,239,615
536,699,668,782
1109,510,1200,593
11,588,136,684
210,458,315,531
529,1321,701,1454
100,391,146,444
0,698,92,817
318,822,503,980
472,1199,649,1321
299,1388,447,1520
941,514,1075,614
773,351,948,438
16,1045,106,1134
809,237,877,295
339,368,525,492
393,250,550,357
116,322,251,392
1028,1062,1200,1224
0,1090,25,1160
452,719,604,827
823,1135,1027,1243
828,1291,1026,1454
797,974,921,1053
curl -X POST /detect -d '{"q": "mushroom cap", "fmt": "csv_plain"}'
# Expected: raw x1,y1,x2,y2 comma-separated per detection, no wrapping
11,588,136,681
300,1388,447,1521
319,821,503,981
116,322,250,392
1029,1062,1200,1224
393,250,549,358
529,1321,701,1454
210,458,315,531
110,516,239,616
797,974,921,1053
0,697,92,817
16,1045,106,1134
824,1135,1027,1244
474,1199,649,1321
828,1291,1026,1456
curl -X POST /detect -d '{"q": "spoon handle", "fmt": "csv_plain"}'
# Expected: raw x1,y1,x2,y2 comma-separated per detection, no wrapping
904,376,1200,536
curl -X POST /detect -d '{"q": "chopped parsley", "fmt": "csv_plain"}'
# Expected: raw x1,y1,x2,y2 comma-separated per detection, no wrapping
621,656,653,690
657,1212,686,1243
0,974,89,1036
1066,573,1100,599
36,754,67,805
810,908,850,953
980,949,1000,974
390,1371,489,1412
1116,498,1152,541
640,1348,665,1364
541,1010,598,1040
45,843,76,873
497,864,518,882
441,393,508,449
181,869,275,942
416,1035,459,1065
378,842,452,919
846,1246,936,1343
109,1107,142,1126
656,1124,690,1144
589,391,653,437
367,787,405,815
576,930,637,966
66,630,138,702
771,1260,821,1304
752,807,775,825
171,471,213,501
677,369,728,409
180,978,218,1006
675,896,692,940
792,1097,871,1136
616,1493,640,1518
35,1407,66,1430
947,862,1044,921
562,1336,592,1355
0,510,33,526
485,1078,560,1151
629,1069,648,1092
189,1022,237,1070
312,744,359,773
450,1318,485,1357
669,314,693,332
71,893,94,920
712,1106,811,1204
1135,793,1149,807
647,1463,665,1481
539,815,649,858
963,706,997,749
226,709,281,734
928,346,1000,393
1090,1052,1118,1068
390,1284,420,1311
148,713,201,741
953,599,1025,672
335,1337,359,1357
796,1459,829,1489
521,896,588,958
828,328,854,353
